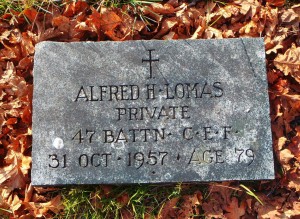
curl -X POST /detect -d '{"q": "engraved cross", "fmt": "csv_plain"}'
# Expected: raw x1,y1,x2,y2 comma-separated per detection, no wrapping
142,49,159,79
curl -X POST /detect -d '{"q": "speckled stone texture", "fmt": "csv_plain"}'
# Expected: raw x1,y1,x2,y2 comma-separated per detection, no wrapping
32,38,274,186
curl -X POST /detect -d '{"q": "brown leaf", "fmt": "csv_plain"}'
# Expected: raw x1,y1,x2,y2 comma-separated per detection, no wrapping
279,148,294,170
63,2,89,17
167,0,179,7
190,25,205,39
0,187,13,211
24,183,33,202
10,194,22,214
17,57,33,71
34,187,59,194
0,151,31,189
162,31,178,40
117,193,129,206
0,30,12,44
39,28,64,42
280,8,300,24
154,17,177,39
158,197,179,219
208,4,239,21
274,44,300,82
120,208,133,219
239,20,259,36
6,118,17,125
21,106,32,124
235,0,260,18
204,27,223,39
86,8,101,37
150,3,175,14
24,195,63,217
21,32,35,56
177,191,202,219
267,0,285,7
52,15,70,34
264,8,279,38
276,136,287,151
292,4,300,15
100,8,122,33
287,170,300,192
23,9,38,23
224,197,246,219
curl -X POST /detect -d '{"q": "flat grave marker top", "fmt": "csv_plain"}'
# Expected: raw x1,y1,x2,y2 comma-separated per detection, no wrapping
32,38,274,186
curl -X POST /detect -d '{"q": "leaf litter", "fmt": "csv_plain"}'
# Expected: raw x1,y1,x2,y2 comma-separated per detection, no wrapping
0,0,300,218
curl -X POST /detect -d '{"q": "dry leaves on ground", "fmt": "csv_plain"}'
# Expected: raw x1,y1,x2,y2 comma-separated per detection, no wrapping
0,0,300,218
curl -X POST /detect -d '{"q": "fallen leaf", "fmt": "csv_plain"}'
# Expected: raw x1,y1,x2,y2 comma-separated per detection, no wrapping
150,3,175,14
86,8,101,39
158,197,179,219
235,0,260,18
154,17,177,38
204,26,223,39
267,0,285,7
100,8,122,33
24,195,63,217
279,148,294,170
117,193,129,206
224,197,246,219
239,20,259,36
52,15,70,34
23,9,38,23
280,8,300,24
274,44,300,82
288,170,300,191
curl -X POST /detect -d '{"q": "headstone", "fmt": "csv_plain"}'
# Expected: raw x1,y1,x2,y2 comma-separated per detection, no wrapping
32,38,274,186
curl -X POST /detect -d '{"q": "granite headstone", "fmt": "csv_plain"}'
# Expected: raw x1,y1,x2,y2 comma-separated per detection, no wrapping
32,38,274,185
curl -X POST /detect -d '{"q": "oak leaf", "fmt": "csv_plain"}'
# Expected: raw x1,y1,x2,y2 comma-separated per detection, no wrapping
158,197,179,219
63,1,89,17
239,20,259,36
150,3,175,14
21,32,35,57
52,15,70,34
264,8,279,38
274,44,300,82
10,194,22,214
154,17,177,38
24,195,63,217
280,8,299,24
0,187,13,212
234,0,260,18
100,8,122,33
204,26,223,39
224,197,246,219
0,150,31,189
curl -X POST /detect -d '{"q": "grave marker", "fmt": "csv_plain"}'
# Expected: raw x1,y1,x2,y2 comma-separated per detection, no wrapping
32,38,274,185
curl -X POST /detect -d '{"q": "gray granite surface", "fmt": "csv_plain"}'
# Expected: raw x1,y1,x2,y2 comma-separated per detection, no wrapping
32,38,274,185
